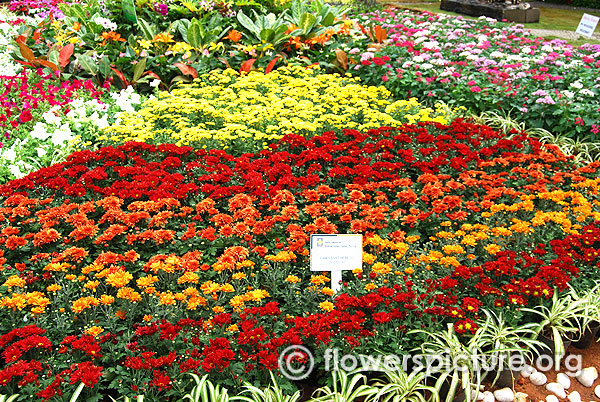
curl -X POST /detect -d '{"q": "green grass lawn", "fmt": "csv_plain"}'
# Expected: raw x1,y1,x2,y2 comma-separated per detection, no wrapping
391,1,600,44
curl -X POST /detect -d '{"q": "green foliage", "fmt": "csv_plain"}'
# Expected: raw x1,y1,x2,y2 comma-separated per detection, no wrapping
182,373,231,402
236,9,290,48
312,370,378,402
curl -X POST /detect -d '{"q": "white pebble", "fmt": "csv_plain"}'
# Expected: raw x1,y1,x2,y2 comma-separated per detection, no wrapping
482,391,495,402
576,366,598,387
545,382,566,399
530,371,548,386
521,364,536,378
546,396,559,402
493,387,514,402
568,391,582,402
557,372,571,389
595,383,600,398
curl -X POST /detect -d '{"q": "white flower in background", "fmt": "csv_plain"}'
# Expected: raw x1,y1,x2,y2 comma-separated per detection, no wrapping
423,41,440,50
562,90,574,98
42,108,62,126
150,79,161,88
490,51,504,59
51,124,73,146
31,122,51,140
3,147,16,162
36,147,47,157
413,55,424,63
521,47,531,54
110,86,142,113
89,111,110,129
580,89,595,97
420,63,433,69
571,81,584,89
541,44,553,52
93,16,117,31
9,164,22,179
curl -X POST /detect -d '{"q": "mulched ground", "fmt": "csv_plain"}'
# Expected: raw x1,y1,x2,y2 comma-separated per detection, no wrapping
489,341,600,402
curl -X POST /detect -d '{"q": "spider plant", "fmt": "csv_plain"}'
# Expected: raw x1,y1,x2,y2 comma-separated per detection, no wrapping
368,363,439,402
311,369,378,402
231,371,301,402
570,282,600,328
568,283,600,349
408,323,487,402
477,309,545,386
181,373,231,402
522,290,592,370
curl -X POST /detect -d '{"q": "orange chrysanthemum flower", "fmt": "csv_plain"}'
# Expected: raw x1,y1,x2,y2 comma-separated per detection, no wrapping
106,270,133,288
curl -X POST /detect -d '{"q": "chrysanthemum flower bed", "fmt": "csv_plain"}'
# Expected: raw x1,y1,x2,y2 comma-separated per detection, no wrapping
102,66,458,153
1,120,599,399
347,10,600,140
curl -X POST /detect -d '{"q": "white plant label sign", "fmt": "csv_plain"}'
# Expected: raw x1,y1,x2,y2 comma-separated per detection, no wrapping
576,13,599,38
310,234,362,293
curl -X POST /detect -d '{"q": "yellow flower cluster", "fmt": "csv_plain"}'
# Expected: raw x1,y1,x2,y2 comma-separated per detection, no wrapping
102,66,460,149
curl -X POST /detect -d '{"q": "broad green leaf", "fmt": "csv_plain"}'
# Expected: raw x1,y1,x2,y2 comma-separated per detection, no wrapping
321,11,335,26
48,49,60,68
299,13,317,32
290,0,304,20
132,58,147,83
175,19,191,42
125,46,137,57
127,34,137,49
259,28,275,42
274,24,288,36
137,18,157,41
99,56,111,78
237,10,259,38
69,4,87,21
76,54,98,75
187,18,203,49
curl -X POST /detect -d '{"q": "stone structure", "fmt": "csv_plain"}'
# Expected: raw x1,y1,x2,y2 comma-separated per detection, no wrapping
440,0,540,23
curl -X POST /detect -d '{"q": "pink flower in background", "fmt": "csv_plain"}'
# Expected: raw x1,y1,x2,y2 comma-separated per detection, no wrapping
536,96,555,105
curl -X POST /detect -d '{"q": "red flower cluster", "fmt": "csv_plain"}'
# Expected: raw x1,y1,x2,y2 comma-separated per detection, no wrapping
3,121,593,206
